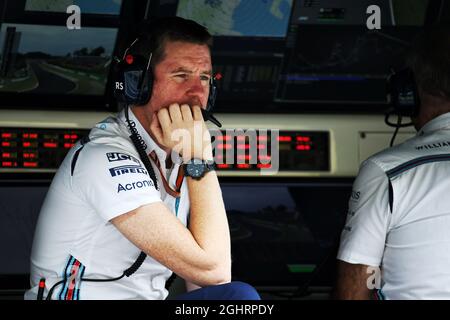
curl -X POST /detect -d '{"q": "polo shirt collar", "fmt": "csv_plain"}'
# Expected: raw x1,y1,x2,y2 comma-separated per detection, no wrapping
119,106,169,164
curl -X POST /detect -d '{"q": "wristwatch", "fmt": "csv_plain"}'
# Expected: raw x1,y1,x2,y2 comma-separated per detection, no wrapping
183,158,215,180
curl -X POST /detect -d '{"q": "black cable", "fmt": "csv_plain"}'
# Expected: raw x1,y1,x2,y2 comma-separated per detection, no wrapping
83,251,148,282
125,106,181,290
45,279,66,300
124,105,159,190
384,110,414,147
123,251,148,277
124,105,180,289
390,115,402,147
45,252,147,300
201,109,222,127
384,110,413,128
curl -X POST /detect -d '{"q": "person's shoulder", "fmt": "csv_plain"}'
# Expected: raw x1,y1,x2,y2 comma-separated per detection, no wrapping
363,135,421,173
84,115,137,156
89,114,133,147
73,118,141,173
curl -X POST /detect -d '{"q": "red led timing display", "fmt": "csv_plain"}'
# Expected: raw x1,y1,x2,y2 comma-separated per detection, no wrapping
212,130,329,171
0,128,329,172
0,128,89,169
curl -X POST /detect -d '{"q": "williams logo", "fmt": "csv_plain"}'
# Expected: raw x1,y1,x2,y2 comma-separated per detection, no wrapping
118,180,154,193
109,164,147,177
107,152,140,163
416,141,450,150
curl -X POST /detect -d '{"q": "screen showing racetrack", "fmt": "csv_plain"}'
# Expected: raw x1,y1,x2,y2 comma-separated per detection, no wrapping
0,23,118,96
176,0,293,37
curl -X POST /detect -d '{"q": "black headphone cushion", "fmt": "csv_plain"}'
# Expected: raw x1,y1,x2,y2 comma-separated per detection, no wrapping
114,55,153,105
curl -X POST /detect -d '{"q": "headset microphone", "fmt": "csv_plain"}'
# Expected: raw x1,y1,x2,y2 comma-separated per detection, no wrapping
202,109,222,127
202,73,222,127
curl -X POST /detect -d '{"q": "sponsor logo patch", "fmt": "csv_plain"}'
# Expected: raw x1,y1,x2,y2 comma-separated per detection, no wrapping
109,164,147,177
117,180,154,193
415,141,450,150
106,152,140,164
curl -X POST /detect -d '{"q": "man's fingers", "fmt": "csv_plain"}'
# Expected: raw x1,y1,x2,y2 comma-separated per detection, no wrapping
169,103,183,123
191,105,203,121
181,104,193,121
151,104,208,157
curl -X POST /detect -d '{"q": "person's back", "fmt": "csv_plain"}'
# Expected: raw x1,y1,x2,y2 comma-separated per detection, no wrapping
339,113,450,299
335,25,450,299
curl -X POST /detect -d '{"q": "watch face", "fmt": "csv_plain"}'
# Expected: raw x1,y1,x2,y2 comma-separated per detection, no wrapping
187,163,205,178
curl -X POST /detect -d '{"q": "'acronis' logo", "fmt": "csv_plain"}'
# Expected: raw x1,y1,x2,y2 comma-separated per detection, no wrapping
117,180,154,193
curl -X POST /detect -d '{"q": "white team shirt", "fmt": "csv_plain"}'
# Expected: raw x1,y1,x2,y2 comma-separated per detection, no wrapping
338,112,450,299
25,108,190,300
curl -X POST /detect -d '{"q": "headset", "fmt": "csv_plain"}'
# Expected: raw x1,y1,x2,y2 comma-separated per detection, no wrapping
113,36,222,127
387,67,421,118
385,67,421,146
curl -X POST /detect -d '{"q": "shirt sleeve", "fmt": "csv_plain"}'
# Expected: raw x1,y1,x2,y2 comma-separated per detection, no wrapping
337,159,392,267
72,144,162,222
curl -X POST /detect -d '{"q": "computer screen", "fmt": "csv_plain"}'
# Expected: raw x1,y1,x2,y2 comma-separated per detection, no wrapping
176,0,294,110
221,180,351,288
275,0,429,105
176,0,293,37
155,0,294,110
0,0,122,110
0,23,118,96
24,0,122,15
0,183,48,276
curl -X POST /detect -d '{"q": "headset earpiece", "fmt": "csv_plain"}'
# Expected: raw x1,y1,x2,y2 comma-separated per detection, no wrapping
206,78,217,112
387,68,421,118
114,40,154,106
206,73,222,111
